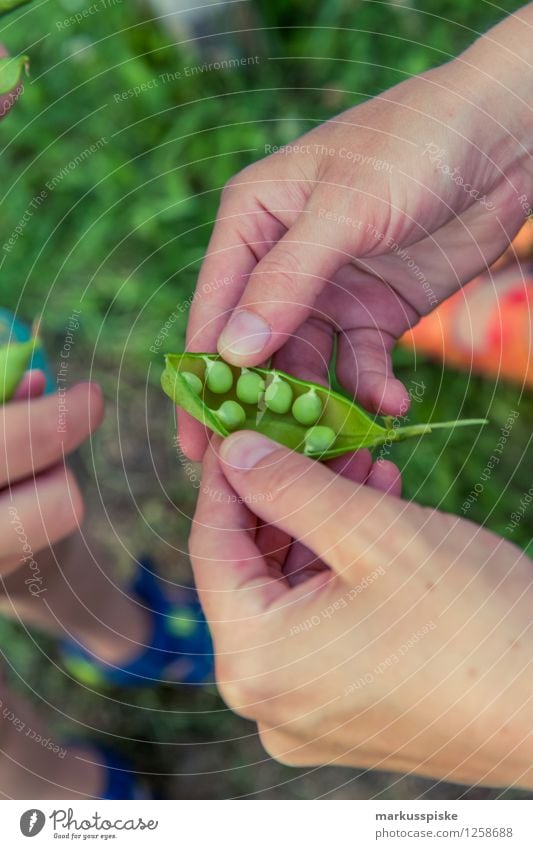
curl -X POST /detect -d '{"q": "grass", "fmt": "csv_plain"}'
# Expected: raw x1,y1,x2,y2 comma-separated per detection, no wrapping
0,0,530,799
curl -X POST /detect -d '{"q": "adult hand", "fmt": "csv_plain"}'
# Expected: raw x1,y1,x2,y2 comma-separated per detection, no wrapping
190,433,533,788
0,380,104,581
182,6,533,459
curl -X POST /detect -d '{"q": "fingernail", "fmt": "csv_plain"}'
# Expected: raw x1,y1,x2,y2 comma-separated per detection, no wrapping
220,432,278,470
218,309,271,358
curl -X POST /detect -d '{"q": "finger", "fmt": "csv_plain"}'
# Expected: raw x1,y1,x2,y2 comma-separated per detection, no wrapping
218,431,415,576
0,382,104,487
326,448,373,482
337,328,410,416
179,186,285,461
217,209,350,367
13,369,46,400
190,439,290,621
0,465,84,574
272,317,334,386
282,450,390,585
367,459,403,497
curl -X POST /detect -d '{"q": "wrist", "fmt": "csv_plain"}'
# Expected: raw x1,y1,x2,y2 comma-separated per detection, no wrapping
454,6,533,192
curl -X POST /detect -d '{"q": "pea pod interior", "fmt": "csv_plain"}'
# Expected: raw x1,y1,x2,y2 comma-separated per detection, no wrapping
162,353,488,460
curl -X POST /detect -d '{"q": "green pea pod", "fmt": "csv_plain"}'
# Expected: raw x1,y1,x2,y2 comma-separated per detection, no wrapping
0,336,40,403
0,55,29,96
161,353,488,459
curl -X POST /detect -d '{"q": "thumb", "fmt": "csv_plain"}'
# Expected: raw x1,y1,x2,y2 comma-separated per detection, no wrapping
219,431,417,578
217,209,348,366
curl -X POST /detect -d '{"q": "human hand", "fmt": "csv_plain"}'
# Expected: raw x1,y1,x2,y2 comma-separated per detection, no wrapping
190,433,533,788
0,379,104,583
182,8,533,459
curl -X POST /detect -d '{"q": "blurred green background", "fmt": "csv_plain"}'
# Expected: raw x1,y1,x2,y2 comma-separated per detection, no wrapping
0,0,531,799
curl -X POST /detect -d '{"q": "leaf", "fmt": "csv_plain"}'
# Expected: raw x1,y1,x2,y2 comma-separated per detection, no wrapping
0,55,29,95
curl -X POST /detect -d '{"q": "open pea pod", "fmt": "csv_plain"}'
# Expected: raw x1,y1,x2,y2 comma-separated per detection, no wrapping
161,353,487,460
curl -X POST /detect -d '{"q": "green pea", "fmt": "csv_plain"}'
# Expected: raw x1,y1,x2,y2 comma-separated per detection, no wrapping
236,368,265,405
264,374,293,414
304,425,336,455
204,359,233,394
217,400,246,431
292,388,323,426
181,371,203,395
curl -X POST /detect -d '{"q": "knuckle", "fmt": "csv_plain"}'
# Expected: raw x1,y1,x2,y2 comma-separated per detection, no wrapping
254,249,305,298
258,728,300,765
220,166,256,203
252,450,305,512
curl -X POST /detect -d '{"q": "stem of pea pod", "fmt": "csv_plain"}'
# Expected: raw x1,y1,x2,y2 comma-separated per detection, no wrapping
387,417,489,443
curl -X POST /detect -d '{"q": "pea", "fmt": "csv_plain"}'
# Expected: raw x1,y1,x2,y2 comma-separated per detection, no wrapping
204,358,233,394
217,400,246,431
292,388,323,426
304,425,336,455
236,368,265,405
162,352,488,461
264,374,293,414
181,371,203,395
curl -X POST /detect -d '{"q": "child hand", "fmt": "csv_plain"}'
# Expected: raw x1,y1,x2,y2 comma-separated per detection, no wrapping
0,382,104,582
